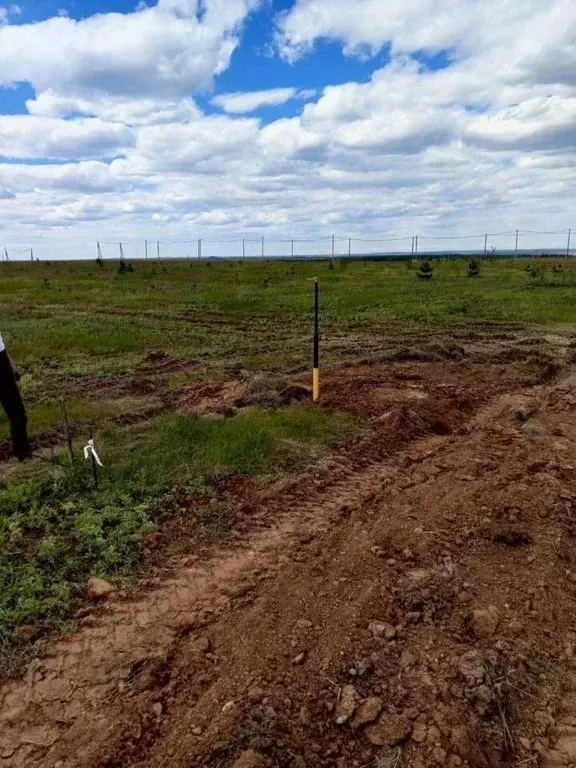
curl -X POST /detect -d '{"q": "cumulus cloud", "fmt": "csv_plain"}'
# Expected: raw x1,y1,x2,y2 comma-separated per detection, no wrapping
275,0,567,64
0,115,134,160
212,87,315,113
465,96,576,151
276,0,465,60
0,0,260,101
0,161,136,194
134,114,260,171
26,90,200,126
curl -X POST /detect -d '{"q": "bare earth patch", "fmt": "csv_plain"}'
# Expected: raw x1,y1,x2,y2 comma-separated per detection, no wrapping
1,358,576,768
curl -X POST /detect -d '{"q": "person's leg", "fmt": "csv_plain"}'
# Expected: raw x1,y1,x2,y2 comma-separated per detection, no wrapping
0,352,30,459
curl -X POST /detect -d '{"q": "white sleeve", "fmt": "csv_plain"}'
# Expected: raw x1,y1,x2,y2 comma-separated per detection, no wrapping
0,332,4,353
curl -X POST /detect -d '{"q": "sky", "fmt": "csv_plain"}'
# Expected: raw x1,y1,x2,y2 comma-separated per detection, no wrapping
0,0,576,259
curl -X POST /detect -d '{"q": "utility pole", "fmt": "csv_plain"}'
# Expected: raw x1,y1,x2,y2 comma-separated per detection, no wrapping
30,248,34,261
411,236,415,256
156,240,160,260
515,229,519,258
242,238,245,261
331,234,335,259
414,235,419,256
291,239,294,259
483,233,488,258
119,242,125,262
97,242,103,261
348,237,352,258
261,236,265,259
198,238,202,259
145,239,148,260
4,247,8,261
567,228,572,257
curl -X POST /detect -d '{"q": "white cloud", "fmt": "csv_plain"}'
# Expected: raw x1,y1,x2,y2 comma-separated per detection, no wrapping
466,96,576,151
212,87,315,113
26,90,200,126
0,161,135,194
133,113,260,171
275,0,563,63
0,115,134,160
0,0,260,101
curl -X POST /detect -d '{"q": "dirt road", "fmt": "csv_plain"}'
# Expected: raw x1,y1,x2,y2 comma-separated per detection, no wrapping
2,355,576,768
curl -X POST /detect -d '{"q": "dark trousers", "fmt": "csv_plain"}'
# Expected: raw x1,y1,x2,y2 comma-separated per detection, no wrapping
0,350,30,458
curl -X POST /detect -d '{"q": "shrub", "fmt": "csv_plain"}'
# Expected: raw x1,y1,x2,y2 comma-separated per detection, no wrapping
417,260,434,280
524,264,542,279
467,259,480,278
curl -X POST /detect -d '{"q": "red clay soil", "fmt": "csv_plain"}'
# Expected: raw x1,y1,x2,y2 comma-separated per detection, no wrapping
1,362,576,768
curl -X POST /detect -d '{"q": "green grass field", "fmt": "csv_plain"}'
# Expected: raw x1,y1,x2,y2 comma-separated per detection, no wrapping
0,255,574,672
2,256,575,374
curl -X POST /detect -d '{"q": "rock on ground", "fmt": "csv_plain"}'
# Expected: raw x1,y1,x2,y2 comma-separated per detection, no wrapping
469,606,500,639
334,685,358,725
350,697,383,729
456,650,486,685
411,722,428,743
86,578,116,600
365,714,412,746
368,621,396,639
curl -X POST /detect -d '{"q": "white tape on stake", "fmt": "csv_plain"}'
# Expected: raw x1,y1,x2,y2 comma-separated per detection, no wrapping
83,438,103,467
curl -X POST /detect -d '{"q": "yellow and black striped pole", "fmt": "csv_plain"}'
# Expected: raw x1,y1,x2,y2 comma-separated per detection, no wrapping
313,277,320,402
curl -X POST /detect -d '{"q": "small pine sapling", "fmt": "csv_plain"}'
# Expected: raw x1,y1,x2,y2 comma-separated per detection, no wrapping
417,260,434,280
467,259,480,277
524,263,541,279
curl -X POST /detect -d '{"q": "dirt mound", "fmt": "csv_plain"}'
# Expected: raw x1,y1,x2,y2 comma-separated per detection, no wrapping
315,362,489,434
390,342,466,363
376,406,452,437
234,375,311,408
144,350,170,364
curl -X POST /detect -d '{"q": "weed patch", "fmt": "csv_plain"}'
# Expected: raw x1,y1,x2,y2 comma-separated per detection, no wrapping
0,405,354,672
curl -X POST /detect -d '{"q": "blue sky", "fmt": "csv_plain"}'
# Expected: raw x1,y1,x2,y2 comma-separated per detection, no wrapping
0,0,575,258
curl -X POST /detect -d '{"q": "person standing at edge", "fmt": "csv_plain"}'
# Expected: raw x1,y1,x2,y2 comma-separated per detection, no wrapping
0,331,31,460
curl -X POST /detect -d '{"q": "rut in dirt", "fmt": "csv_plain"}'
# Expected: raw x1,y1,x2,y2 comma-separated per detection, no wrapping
118,374,576,768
